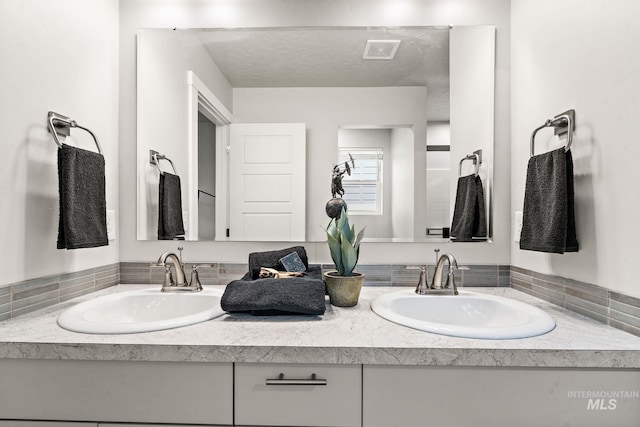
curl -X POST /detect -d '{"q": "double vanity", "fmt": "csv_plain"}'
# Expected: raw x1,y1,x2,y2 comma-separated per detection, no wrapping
0,285,640,427
1,281,639,427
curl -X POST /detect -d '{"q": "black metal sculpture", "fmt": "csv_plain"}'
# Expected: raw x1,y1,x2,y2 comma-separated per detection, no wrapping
326,153,355,219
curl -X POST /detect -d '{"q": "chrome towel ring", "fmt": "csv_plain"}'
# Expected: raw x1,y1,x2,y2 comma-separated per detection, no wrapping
530,110,575,157
47,111,103,155
149,149,178,175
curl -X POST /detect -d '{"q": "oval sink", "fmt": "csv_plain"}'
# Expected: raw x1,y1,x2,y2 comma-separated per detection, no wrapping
57,288,226,334
371,289,555,339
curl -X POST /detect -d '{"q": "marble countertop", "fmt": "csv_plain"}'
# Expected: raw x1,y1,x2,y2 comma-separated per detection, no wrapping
1,285,639,368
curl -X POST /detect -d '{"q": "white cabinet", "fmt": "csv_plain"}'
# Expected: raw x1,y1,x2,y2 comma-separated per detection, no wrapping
234,363,361,427
0,359,233,425
363,365,640,427
99,424,225,427
0,423,96,427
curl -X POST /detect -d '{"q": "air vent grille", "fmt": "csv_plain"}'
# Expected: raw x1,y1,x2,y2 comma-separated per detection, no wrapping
363,40,401,60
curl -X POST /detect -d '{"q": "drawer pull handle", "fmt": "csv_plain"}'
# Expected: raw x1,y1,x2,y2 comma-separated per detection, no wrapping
266,373,328,386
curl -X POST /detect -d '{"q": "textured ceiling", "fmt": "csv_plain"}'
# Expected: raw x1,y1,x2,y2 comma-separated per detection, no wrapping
194,27,450,120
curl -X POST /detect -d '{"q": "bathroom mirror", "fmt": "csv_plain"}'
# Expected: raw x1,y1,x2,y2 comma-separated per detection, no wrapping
137,26,495,242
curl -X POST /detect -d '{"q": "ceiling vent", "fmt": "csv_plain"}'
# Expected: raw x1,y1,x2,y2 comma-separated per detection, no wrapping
363,40,401,60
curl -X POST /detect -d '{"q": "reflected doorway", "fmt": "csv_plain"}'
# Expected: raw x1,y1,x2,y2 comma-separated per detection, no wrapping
198,112,216,240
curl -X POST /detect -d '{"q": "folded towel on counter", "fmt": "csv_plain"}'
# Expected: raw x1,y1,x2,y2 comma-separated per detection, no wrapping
57,145,108,249
158,172,185,240
221,266,326,315
248,246,309,279
520,148,578,253
450,174,487,241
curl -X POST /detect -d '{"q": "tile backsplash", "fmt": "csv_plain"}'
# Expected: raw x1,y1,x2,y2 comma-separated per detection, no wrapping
0,263,119,321
119,262,511,289
2,262,639,337
511,266,640,337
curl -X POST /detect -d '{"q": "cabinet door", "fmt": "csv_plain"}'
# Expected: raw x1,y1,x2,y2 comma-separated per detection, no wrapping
0,423,96,427
363,365,640,427
99,424,226,427
235,363,361,427
0,359,233,425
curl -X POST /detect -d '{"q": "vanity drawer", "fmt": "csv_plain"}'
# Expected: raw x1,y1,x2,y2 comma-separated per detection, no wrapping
0,359,233,425
234,363,361,427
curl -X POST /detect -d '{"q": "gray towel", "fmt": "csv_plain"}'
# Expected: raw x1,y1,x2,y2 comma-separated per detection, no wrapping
221,266,326,315
450,174,487,241
520,148,578,253
158,172,185,240
248,246,309,279
57,145,108,249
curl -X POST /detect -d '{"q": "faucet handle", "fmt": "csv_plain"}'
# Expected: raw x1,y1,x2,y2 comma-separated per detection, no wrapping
406,266,428,295
161,265,175,292
189,264,210,291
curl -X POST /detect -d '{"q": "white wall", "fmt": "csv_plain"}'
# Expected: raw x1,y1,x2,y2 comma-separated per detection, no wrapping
136,29,232,240
119,0,511,265
426,122,451,230
511,0,640,297
234,88,425,241
450,26,495,239
0,0,119,285
390,128,416,239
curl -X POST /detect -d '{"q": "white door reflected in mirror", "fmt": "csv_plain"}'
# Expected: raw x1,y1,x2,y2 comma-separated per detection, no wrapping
229,123,306,241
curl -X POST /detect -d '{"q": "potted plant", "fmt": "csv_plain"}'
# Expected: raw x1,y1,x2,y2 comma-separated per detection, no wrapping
324,208,365,307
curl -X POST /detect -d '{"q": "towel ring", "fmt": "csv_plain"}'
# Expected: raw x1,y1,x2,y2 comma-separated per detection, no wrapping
150,150,177,175
458,153,480,177
530,112,574,157
47,111,103,154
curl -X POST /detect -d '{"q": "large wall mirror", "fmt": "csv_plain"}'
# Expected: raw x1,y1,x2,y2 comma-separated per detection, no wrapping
136,26,495,242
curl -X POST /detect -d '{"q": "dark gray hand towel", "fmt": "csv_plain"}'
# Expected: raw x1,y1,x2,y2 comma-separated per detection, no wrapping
57,145,108,249
221,266,326,315
158,172,185,240
248,246,309,279
450,174,487,241
520,148,578,253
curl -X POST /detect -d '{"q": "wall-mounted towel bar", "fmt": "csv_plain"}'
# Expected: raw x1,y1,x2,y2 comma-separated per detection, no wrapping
530,109,575,157
47,111,103,154
458,149,482,177
150,149,177,175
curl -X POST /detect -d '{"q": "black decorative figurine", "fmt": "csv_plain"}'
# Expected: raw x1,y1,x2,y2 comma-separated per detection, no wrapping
326,153,355,219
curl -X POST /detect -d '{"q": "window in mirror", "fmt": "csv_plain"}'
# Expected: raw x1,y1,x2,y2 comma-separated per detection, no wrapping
340,147,383,215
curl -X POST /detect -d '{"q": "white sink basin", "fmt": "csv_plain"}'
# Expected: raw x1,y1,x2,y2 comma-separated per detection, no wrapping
371,289,555,339
57,288,226,334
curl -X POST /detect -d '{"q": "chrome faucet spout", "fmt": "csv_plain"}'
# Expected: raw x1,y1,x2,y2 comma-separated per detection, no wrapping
157,251,188,288
431,254,459,295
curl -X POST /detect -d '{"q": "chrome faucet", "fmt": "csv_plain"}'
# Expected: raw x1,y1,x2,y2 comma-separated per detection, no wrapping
408,252,464,296
432,253,460,295
156,247,205,292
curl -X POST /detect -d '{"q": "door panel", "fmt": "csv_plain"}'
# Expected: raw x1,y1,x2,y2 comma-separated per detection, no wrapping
229,123,306,241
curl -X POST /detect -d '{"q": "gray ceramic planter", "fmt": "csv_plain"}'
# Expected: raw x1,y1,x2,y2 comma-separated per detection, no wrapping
323,271,365,307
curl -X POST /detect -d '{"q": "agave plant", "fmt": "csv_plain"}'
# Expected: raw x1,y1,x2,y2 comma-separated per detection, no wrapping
325,208,365,277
